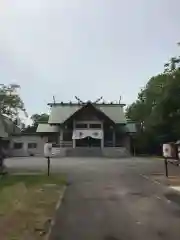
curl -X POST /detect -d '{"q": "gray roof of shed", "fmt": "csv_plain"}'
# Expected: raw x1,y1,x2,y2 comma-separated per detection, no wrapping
0,116,8,138
48,104,127,124
36,123,59,133
0,115,20,138
3,117,21,134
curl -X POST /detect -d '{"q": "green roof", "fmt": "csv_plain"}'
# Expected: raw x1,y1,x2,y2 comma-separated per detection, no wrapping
48,103,127,124
98,105,126,123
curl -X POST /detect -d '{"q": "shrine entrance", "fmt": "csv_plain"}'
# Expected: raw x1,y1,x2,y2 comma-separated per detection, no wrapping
72,128,103,148
76,137,101,147
63,102,115,149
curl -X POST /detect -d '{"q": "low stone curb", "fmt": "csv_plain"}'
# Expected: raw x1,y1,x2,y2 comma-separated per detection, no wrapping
45,185,67,240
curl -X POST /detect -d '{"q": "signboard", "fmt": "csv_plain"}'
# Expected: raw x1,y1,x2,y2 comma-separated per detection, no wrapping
72,129,103,139
44,143,52,157
177,146,180,160
163,144,171,158
163,143,177,158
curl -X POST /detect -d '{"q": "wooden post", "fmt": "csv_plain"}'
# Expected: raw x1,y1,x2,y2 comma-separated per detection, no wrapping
47,157,50,176
164,157,168,177
112,129,116,147
73,121,76,148
101,122,104,149
133,146,136,156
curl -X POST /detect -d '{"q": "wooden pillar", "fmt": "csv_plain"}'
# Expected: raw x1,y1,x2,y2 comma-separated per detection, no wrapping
112,129,116,147
101,122,104,149
101,132,104,148
73,139,76,148
73,120,76,148
60,128,63,148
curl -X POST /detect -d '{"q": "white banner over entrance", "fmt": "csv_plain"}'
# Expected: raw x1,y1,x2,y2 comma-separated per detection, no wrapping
72,129,103,139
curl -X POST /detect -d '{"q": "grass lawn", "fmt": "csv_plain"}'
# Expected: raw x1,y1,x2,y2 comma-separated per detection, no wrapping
0,174,66,240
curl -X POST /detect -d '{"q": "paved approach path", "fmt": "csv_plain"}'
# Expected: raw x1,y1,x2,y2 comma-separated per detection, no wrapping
6,157,180,239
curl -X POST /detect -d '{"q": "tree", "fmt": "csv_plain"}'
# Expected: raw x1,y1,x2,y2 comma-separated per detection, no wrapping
126,44,180,154
153,70,180,140
0,84,26,174
164,57,180,73
126,73,169,133
0,84,26,119
31,113,49,126
22,113,49,133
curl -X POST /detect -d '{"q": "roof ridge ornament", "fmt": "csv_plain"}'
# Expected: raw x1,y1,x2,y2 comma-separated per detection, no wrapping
94,96,103,104
75,96,84,104
75,96,103,104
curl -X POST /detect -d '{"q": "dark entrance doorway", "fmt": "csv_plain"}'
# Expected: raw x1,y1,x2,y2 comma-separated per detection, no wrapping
76,137,101,147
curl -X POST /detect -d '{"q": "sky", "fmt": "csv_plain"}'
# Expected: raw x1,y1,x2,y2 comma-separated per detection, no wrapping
0,0,180,123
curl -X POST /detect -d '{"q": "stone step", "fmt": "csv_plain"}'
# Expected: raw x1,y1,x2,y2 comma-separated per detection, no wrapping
64,147,130,157
66,147,102,157
102,147,130,158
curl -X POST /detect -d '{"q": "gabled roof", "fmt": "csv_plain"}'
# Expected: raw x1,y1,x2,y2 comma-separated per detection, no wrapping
48,103,127,124
64,102,115,124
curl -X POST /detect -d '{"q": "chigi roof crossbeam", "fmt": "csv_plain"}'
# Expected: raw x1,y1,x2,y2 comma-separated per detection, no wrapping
48,96,125,106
